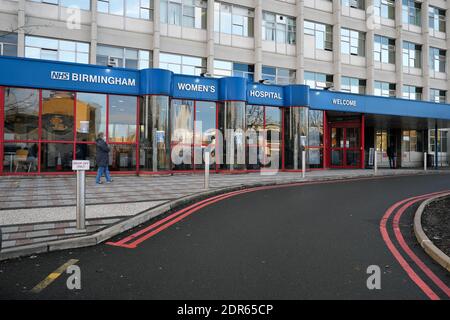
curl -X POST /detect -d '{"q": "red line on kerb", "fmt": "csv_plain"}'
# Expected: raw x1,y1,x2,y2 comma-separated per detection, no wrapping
380,190,450,300
393,198,450,298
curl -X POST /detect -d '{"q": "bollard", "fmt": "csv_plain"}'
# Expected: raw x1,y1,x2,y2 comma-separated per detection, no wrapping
374,150,378,174
424,152,427,171
76,170,86,230
302,150,306,179
204,151,210,190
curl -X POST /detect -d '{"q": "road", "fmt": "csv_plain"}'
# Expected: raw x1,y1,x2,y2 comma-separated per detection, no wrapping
0,173,449,299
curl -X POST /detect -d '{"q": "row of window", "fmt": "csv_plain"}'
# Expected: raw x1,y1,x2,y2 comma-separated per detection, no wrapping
305,71,447,103
28,0,448,34
1,87,317,172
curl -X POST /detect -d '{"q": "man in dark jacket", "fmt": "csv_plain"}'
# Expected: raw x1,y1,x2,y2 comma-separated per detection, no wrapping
386,143,395,169
96,132,112,184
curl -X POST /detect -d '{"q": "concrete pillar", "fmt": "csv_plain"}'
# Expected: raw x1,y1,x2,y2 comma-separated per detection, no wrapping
366,0,375,94
395,0,404,98
422,0,430,101
206,0,215,74
332,0,342,91
90,0,98,64
296,0,305,84
254,0,263,81
153,0,161,68
17,0,25,57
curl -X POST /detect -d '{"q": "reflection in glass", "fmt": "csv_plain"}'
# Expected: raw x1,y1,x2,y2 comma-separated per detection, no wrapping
42,91,75,141
246,105,264,169
308,110,323,147
194,101,216,170
264,106,281,169
40,143,73,172
108,95,137,143
76,93,107,142
308,110,324,168
140,96,170,171
3,88,39,141
3,142,39,173
219,101,246,170
171,99,194,170
75,143,96,171
284,107,308,170
110,144,136,171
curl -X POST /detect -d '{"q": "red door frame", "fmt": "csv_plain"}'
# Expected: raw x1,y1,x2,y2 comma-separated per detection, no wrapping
327,118,363,169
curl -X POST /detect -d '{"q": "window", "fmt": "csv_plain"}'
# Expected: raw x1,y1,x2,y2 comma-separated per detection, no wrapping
262,11,296,45
160,52,206,75
98,0,124,15
374,0,395,19
430,130,448,153
304,71,333,89
96,45,151,69
25,36,89,64
430,89,446,103
41,90,75,142
341,28,365,56
304,21,333,51
161,0,207,28
214,2,254,37
262,66,296,85
98,0,154,20
374,35,395,64
76,93,107,142
402,85,422,100
429,47,446,73
429,6,446,33
402,41,421,68
402,0,421,26
0,32,17,57
342,0,365,10
3,88,39,141
108,95,137,143
374,81,396,97
31,0,90,10
341,77,366,94
213,60,254,81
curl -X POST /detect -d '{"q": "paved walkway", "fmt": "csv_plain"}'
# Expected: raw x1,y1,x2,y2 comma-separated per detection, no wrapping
0,169,448,253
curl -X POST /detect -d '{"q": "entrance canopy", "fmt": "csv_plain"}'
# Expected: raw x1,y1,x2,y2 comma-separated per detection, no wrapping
310,89,450,126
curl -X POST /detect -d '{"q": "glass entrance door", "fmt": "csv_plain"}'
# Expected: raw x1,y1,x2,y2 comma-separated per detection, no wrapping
330,124,361,168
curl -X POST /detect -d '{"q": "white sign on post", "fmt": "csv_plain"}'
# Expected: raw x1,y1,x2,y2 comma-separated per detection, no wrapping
72,160,90,171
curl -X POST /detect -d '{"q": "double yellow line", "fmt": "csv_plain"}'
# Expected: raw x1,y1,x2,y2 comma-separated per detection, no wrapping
30,259,79,294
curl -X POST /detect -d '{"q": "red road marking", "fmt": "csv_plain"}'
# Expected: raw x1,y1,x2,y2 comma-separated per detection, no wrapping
380,190,450,300
106,190,248,247
393,198,450,298
107,176,392,248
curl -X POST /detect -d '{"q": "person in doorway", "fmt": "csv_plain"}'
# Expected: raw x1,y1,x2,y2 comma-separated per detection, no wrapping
96,132,112,184
387,143,395,169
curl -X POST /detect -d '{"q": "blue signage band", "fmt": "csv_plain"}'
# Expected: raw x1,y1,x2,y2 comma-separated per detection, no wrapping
1,56,450,120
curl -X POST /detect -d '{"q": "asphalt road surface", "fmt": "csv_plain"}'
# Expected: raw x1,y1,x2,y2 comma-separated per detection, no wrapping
0,173,449,300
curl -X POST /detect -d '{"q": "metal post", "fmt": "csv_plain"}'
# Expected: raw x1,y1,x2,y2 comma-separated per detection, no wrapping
374,149,378,174
76,170,86,230
424,152,427,171
204,151,210,190
302,150,306,178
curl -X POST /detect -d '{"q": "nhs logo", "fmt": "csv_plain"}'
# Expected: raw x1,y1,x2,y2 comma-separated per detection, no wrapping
50,71,70,81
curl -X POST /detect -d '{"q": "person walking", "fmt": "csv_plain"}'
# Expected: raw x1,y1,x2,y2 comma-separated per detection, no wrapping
96,132,112,184
386,143,395,169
